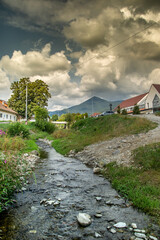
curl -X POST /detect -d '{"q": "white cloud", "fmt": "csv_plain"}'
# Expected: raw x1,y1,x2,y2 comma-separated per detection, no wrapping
0,44,71,78
0,69,11,100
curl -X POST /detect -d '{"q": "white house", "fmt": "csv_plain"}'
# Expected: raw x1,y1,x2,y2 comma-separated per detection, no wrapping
0,100,18,122
145,84,160,111
114,84,160,114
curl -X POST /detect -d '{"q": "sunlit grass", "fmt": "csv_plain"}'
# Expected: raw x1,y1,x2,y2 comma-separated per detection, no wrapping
52,115,157,155
102,142,160,225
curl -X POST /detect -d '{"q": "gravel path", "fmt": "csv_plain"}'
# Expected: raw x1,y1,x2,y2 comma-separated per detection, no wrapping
74,114,160,168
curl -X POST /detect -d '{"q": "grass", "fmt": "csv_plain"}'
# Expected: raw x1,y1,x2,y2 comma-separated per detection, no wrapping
102,142,160,225
155,112,160,116
52,114,157,155
0,122,48,212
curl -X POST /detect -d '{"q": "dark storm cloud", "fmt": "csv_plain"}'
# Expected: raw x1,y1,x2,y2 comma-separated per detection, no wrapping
1,0,160,110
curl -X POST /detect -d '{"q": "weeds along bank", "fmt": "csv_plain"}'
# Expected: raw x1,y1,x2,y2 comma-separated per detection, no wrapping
0,121,55,212
102,142,160,225
52,114,157,155
52,114,160,225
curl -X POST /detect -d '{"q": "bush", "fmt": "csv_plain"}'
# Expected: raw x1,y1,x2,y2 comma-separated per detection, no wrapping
155,112,160,116
133,104,140,114
0,136,26,152
53,129,70,139
44,122,56,134
121,109,127,115
35,119,46,131
8,122,30,138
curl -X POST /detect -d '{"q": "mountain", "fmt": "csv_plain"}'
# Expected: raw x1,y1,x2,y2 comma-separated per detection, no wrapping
49,96,122,116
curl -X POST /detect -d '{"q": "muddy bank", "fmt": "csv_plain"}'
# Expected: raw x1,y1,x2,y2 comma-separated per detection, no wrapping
0,140,159,240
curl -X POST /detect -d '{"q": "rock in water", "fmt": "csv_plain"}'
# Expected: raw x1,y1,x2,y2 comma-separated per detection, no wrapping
114,222,127,228
77,213,92,227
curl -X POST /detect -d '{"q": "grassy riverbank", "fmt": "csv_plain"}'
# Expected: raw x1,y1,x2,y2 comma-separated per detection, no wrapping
52,114,160,224
52,114,157,155
0,122,47,212
102,142,160,224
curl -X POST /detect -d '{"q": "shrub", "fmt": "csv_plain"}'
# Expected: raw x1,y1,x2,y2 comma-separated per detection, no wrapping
0,153,28,212
8,122,30,138
53,129,70,139
44,122,56,134
133,104,140,114
117,106,121,114
121,109,127,115
155,112,160,117
0,136,26,152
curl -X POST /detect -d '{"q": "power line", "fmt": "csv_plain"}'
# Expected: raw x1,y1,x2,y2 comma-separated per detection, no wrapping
76,22,158,67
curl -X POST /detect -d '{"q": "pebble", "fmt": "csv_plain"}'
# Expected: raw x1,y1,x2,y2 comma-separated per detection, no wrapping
109,228,116,234
149,236,158,240
96,197,102,201
134,229,146,233
131,223,137,229
94,213,102,218
77,213,92,227
95,232,101,238
134,232,147,239
93,167,101,174
29,230,37,234
114,222,127,228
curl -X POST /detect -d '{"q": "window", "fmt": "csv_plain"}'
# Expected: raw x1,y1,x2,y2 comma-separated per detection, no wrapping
6,114,8,119
10,115,12,120
0,113,2,118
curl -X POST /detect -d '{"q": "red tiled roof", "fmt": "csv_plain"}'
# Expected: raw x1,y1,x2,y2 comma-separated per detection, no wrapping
91,112,100,117
153,84,160,94
0,102,18,115
115,93,148,110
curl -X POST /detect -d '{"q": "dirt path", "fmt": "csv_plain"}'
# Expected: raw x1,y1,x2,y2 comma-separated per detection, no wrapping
74,114,160,168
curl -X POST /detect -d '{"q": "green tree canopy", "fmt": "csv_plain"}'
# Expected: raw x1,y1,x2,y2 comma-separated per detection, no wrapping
52,114,58,121
8,77,51,119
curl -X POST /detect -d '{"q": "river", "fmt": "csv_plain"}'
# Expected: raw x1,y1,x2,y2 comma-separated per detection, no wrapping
0,141,159,240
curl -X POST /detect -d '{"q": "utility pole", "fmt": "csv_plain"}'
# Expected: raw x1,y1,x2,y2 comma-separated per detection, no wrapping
25,84,28,124
109,103,112,111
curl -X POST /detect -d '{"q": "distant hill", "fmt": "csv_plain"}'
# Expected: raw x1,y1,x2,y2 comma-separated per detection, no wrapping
49,96,122,116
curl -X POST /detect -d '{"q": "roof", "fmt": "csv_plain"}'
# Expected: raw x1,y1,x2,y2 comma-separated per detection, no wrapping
0,102,18,115
90,112,100,117
115,92,148,110
153,84,160,94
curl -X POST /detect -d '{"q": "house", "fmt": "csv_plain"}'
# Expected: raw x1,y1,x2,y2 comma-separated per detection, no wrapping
145,84,160,112
114,84,160,114
90,112,101,117
0,100,18,122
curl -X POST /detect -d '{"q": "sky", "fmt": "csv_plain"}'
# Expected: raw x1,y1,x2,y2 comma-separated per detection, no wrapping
0,0,160,111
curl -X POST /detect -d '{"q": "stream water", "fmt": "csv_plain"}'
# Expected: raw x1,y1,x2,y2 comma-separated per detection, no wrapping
0,141,159,240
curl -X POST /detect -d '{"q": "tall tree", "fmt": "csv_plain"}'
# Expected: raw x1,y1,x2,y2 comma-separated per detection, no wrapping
8,78,51,119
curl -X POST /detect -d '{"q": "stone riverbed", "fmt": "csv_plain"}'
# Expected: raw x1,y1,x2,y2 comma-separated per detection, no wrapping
0,140,159,240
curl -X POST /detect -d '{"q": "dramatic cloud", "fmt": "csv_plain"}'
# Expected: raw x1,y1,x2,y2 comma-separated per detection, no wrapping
0,43,71,78
1,0,160,110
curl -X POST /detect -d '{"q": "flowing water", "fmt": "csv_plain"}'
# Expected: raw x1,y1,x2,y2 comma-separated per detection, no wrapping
0,141,159,240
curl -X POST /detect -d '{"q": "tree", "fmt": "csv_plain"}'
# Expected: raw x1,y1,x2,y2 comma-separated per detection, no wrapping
65,113,73,128
8,78,51,119
52,114,58,121
34,106,55,133
117,105,121,114
133,104,140,114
